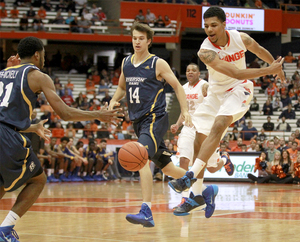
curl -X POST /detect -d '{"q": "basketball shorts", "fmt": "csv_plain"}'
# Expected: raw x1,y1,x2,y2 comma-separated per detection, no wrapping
193,80,253,136
133,112,170,169
177,126,196,161
0,123,42,192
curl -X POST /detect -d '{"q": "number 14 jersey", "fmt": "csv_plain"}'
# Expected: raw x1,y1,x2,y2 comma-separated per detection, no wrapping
123,54,166,121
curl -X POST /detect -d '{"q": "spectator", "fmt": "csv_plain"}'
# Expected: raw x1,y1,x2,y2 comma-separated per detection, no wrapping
247,151,272,183
78,15,92,33
164,15,173,28
287,141,298,163
241,120,258,141
66,78,74,96
277,138,287,153
276,116,291,132
53,76,63,96
254,0,263,8
273,97,283,112
0,0,5,7
135,9,145,23
145,8,156,24
27,5,36,18
260,75,271,91
52,122,65,138
92,70,101,84
262,99,273,115
247,140,257,152
295,129,300,139
70,16,79,32
78,2,87,16
97,123,110,139
61,87,74,106
82,122,94,139
218,0,226,6
280,91,291,108
0,6,7,18
249,58,261,69
10,5,19,18
43,0,52,11
40,100,53,113
96,8,106,26
75,92,84,106
257,128,267,142
66,0,76,13
56,0,66,12
19,13,29,30
37,6,46,19
226,126,239,141
89,93,101,107
263,116,275,131
65,10,74,24
250,97,259,111
284,51,296,63
98,79,109,94
278,103,296,120
101,90,112,105
52,10,65,24
231,138,243,152
265,82,277,97
155,15,165,27
201,0,211,6
267,140,278,162
80,96,89,110
287,0,297,11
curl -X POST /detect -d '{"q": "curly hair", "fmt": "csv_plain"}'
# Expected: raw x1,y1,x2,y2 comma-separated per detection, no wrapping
17,36,44,59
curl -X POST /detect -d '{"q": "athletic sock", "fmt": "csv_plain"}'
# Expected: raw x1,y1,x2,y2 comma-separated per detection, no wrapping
143,202,151,209
190,158,206,177
182,190,189,198
192,179,204,196
1,211,20,227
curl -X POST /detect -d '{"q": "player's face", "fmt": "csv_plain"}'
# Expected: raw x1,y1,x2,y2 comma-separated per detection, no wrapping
186,64,200,85
203,16,226,44
132,30,151,53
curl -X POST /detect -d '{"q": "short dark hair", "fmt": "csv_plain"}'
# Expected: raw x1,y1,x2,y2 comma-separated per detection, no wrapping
100,139,107,143
187,63,199,71
203,6,226,23
131,21,154,48
17,37,44,59
60,137,70,143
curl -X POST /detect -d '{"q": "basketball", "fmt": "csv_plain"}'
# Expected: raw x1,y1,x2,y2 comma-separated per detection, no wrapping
118,142,148,171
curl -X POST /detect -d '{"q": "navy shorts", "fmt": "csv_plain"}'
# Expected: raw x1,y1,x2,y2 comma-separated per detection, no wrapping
0,123,42,192
133,112,171,169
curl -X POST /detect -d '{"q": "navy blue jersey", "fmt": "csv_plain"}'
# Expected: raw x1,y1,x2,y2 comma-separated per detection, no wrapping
0,64,39,130
123,54,166,121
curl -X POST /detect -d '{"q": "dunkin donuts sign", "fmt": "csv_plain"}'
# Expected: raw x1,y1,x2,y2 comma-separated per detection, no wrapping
202,7,264,31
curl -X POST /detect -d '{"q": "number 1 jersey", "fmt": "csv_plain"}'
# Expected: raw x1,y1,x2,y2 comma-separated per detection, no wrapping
123,54,166,121
0,64,39,130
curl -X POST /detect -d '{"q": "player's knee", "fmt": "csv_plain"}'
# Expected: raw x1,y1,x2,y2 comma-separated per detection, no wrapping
179,157,190,170
207,166,218,173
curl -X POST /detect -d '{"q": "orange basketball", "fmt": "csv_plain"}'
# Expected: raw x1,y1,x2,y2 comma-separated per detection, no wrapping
118,142,148,172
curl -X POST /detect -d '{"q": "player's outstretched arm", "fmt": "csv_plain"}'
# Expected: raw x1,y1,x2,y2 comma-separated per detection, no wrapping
240,32,285,82
198,49,284,81
28,71,123,123
21,119,51,141
156,58,192,127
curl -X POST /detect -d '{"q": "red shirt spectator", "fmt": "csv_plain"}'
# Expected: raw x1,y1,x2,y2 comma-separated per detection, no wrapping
38,6,46,19
0,7,7,18
61,94,74,106
10,7,19,19
255,0,262,8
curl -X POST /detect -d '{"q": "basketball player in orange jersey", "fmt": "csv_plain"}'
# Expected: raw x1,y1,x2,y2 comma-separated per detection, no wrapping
0,37,122,241
109,22,194,227
169,7,285,204
170,63,234,217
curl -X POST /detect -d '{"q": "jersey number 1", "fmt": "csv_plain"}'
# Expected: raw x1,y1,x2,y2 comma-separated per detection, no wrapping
0,82,13,107
129,87,140,103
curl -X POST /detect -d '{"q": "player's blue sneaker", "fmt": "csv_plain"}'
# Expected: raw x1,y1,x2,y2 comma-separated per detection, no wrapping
173,192,206,216
221,152,234,176
70,174,84,182
83,175,94,181
0,225,19,242
59,173,71,182
47,174,60,183
202,185,219,218
168,171,197,193
126,203,155,227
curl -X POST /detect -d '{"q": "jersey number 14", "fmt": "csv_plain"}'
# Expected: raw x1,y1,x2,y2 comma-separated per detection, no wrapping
129,87,140,103
0,82,13,107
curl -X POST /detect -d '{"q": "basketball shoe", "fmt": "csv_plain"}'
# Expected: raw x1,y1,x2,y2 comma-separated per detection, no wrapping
126,203,155,227
173,192,206,216
221,152,234,176
202,185,219,218
168,171,197,193
173,197,188,211
0,225,19,242
47,174,59,183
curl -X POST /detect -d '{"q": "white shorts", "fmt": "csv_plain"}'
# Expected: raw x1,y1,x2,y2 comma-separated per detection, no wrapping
177,126,220,168
193,80,253,136
177,126,196,161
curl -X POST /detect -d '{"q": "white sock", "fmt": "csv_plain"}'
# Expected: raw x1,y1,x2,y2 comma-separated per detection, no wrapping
190,158,206,177
182,190,189,198
47,169,52,177
192,179,204,196
1,211,20,227
221,157,227,165
59,169,64,175
143,202,151,209
83,171,87,177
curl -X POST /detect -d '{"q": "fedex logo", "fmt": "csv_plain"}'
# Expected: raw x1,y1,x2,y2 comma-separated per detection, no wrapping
221,50,244,62
186,94,198,99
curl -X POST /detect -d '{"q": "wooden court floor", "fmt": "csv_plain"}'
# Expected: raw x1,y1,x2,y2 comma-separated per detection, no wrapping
1,180,300,242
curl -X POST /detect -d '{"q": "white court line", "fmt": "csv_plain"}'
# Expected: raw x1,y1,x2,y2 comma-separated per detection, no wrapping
19,233,132,242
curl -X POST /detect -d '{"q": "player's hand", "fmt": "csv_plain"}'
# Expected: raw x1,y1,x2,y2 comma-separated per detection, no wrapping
7,54,21,67
170,124,179,134
98,102,124,126
269,57,285,81
35,119,51,141
181,111,192,128
108,100,120,110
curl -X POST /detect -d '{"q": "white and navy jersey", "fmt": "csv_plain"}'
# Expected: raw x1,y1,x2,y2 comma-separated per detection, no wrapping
123,54,166,121
183,79,207,117
200,30,247,94
0,64,39,130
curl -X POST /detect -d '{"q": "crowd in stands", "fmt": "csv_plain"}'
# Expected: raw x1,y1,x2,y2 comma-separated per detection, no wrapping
0,0,107,32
